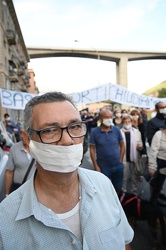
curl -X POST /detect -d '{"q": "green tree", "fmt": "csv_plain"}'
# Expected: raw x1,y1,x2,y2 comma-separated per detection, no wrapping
158,88,166,98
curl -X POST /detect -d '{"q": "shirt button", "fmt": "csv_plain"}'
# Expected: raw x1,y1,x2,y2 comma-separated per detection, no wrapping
72,239,77,244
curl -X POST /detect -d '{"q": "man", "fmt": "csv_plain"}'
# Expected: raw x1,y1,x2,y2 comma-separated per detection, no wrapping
140,108,148,146
81,110,94,139
90,109,125,193
5,128,36,196
3,113,17,135
0,92,133,250
147,101,166,146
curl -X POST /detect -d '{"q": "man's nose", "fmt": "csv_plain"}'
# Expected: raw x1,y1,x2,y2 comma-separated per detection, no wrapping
58,129,74,145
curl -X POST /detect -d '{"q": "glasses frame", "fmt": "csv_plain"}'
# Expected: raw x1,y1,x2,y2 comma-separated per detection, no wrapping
28,121,87,144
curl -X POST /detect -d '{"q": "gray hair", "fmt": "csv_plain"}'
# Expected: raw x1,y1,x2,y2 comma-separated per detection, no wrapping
99,108,112,118
24,91,77,133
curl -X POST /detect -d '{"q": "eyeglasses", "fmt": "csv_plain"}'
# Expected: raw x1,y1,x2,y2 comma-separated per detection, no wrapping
28,122,87,144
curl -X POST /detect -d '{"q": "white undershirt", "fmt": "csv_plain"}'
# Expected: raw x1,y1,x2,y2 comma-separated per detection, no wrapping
56,201,82,243
23,148,31,160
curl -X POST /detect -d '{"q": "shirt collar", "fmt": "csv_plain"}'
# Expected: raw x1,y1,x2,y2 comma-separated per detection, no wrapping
15,172,37,221
99,126,112,132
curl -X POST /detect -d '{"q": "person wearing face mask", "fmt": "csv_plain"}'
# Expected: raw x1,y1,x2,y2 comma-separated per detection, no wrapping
121,109,129,118
90,109,125,193
130,109,147,155
147,101,166,146
4,128,36,196
0,92,133,250
148,118,166,206
120,115,143,195
3,113,18,143
113,108,122,128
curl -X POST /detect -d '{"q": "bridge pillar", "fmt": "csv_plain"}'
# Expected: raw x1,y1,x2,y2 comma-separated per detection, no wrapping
116,56,128,88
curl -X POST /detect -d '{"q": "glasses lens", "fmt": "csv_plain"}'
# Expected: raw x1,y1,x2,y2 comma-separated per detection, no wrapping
68,123,86,138
40,127,61,143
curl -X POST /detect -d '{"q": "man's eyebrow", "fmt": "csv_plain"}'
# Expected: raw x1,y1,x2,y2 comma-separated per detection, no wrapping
40,119,81,128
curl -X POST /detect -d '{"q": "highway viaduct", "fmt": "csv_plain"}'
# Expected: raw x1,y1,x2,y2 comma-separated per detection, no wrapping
27,47,166,89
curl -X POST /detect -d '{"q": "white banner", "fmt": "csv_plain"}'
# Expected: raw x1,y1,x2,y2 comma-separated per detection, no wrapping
71,83,166,109
0,89,37,110
0,83,166,110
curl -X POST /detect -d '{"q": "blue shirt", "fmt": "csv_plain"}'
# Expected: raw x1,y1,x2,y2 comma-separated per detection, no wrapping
4,120,16,135
0,168,133,250
90,126,123,166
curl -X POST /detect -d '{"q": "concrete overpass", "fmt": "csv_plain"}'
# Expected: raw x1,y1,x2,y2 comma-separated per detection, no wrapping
27,47,166,89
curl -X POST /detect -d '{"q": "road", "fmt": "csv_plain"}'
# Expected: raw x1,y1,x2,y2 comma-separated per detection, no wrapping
81,149,166,250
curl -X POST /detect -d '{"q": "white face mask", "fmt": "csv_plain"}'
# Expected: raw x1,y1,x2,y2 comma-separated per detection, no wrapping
115,113,121,118
123,124,132,130
159,108,166,114
102,118,112,127
29,140,83,173
121,113,128,117
131,115,139,120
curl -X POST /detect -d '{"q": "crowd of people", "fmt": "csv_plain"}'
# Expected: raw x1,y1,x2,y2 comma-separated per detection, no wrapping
81,102,166,204
0,96,166,249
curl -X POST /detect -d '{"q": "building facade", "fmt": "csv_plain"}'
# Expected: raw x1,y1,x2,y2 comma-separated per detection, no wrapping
0,0,31,120
28,69,39,94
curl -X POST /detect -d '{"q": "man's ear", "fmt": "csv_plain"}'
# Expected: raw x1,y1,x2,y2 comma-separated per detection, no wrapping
21,130,30,146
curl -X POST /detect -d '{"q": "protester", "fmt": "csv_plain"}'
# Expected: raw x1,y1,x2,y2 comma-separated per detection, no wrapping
85,112,94,137
140,108,148,142
120,115,143,195
15,118,22,142
121,109,128,117
0,92,133,250
147,101,166,146
0,129,6,149
90,109,125,193
90,112,99,129
81,110,93,138
3,113,17,142
130,109,147,154
5,128,36,196
0,121,14,152
113,108,122,128
148,121,166,205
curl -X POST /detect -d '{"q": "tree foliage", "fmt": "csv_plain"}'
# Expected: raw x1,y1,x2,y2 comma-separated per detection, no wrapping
158,88,166,98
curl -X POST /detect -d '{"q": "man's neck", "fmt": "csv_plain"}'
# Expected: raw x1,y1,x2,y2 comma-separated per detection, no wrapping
34,167,80,213
23,143,29,152
101,124,111,132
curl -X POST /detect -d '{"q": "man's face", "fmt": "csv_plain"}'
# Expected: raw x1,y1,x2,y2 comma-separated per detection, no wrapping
157,102,166,112
5,116,10,121
141,109,147,115
100,110,112,123
30,101,83,146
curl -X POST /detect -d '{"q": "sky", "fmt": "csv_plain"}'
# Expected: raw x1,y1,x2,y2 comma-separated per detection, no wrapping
12,0,166,95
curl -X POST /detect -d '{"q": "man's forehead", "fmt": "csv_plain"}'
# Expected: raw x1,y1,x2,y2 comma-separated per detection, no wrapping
32,101,80,124
102,111,112,116
33,100,76,111
158,102,166,108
